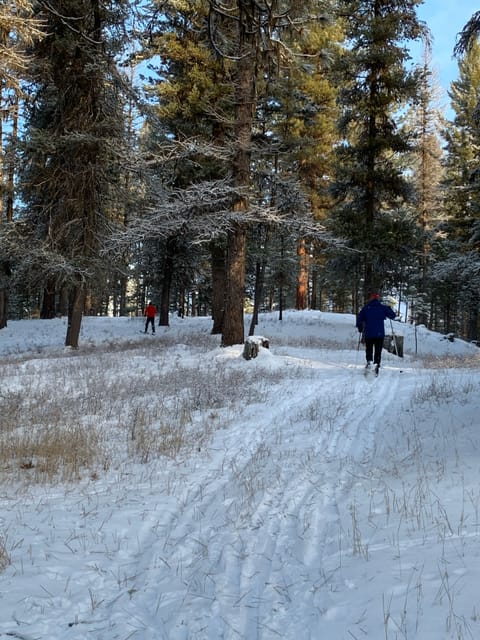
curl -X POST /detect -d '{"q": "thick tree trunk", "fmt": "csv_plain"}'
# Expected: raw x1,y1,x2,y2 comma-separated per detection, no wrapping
41,280,56,319
222,225,246,346
65,285,85,349
210,240,226,334
221,1,257,347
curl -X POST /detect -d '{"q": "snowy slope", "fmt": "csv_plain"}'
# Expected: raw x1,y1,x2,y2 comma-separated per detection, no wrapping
0,311,479,639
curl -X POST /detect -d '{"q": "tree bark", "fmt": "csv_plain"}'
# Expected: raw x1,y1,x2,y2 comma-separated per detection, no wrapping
159,237,176,326
248,228,269,336
222,224,247,346
41,281,56,319
0,288,7,329
210,240,226,334
296,238,309,310
65,285,85,349
221,0,257,347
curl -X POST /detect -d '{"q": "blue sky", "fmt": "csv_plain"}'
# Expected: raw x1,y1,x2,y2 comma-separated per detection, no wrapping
412,0,478,101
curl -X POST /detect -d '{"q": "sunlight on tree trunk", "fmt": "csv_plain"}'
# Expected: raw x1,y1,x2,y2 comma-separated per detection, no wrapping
296,239,309,310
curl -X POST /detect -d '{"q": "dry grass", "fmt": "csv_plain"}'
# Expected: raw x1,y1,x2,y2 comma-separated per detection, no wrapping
0,535,10,572
0,341,291,484
418,353,480,369
272,334,357,350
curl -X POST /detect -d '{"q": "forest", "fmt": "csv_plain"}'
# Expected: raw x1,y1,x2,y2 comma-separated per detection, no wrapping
2,0,480,348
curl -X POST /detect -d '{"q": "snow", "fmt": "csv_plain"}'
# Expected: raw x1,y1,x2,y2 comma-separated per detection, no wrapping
1,310,480,640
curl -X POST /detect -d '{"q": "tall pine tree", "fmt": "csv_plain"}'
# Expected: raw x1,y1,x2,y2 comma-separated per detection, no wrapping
435,38,480,339
331,0,424,302
19,0,129,347
404,43,444,323
0,1,44,328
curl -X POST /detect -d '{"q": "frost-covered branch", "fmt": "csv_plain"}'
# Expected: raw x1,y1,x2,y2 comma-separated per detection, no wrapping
103,174,335,260
0,223,94,288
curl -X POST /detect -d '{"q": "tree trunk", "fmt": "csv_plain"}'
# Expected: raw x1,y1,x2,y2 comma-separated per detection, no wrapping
296,238,309,310
0,288,7,329
222,225,246,346
467,301,479,341
59,286,69,316
210,240,226,334
248,259,264,335
221,1,257,347
248,229,269,336
65,285,85,349
41,281,56,319
159,237,176,326
0,95,17,329
119,274,128,316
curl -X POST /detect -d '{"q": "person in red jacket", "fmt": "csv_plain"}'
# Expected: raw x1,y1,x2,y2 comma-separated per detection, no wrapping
144,301,156,334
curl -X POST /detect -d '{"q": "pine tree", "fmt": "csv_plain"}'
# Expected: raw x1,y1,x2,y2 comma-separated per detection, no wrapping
19,0,130,347
434,39,480,339
268,9,342,311
0,0,44,328
443,40,480,244
404,43,444,323
207,1,341,344
139,0,232,328
138,2,337,340
331,0,424,302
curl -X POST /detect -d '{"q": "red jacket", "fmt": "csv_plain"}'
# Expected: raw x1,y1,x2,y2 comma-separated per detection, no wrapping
144,304,156,318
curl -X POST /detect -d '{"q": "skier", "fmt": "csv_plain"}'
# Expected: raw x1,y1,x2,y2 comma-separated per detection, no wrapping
356,293,396,375
144,301,157,334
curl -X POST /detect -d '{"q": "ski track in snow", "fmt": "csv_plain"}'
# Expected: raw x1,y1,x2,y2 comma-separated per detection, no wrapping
3,313,474,640
1,363,408,640
78,355,406,639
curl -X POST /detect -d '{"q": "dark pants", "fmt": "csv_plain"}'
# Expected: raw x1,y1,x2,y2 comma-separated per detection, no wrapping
145,317,155,333
365,337,384,365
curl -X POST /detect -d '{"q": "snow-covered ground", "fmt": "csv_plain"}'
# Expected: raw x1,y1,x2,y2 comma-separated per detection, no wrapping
1,310,480,640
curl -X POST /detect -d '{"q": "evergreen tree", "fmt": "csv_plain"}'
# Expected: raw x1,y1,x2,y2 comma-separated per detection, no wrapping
137,1,338,340
443,40,480,245
404,43,444,323
19,0,130,347
140,0,232,328
331,0,424,302
207,0,341,344
0,0,44,328
435,39,480,339
267,8,342,311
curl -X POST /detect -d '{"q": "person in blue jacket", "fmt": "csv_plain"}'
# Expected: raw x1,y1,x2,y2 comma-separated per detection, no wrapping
356,293,396,373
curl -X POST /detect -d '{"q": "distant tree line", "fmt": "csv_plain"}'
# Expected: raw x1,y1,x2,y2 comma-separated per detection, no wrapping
2,0,480,346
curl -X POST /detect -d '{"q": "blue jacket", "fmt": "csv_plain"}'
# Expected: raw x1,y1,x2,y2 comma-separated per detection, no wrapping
356,299,396,339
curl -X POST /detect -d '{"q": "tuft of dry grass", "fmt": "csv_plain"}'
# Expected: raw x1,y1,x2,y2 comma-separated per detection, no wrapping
418,353,480,370
0,535,10,572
